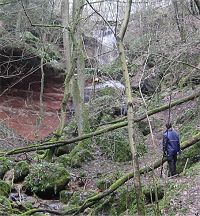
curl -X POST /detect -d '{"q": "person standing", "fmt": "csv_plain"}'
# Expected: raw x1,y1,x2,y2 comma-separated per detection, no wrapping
163,123,180,176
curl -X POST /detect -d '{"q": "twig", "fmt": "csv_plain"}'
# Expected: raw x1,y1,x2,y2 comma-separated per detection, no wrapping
85,0,115,36
182,158,189,175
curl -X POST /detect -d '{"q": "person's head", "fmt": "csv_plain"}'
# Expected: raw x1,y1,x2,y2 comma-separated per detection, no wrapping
166,123,172,130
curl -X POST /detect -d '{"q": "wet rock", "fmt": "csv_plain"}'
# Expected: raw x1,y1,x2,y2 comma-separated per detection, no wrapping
14,161,30,183
0,180,11,197
24,162,71,199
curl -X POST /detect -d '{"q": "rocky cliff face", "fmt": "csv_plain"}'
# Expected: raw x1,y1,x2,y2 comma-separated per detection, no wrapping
0,72,70,141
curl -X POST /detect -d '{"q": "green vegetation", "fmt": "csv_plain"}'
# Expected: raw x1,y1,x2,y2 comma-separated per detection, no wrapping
58,145,94,168
0,180,11,197
14,161,29,183
0,157,12,179
24,162,70,198
0,196,12,215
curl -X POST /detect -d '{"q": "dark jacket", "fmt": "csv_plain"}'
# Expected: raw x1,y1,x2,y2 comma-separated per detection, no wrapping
163,128,180,156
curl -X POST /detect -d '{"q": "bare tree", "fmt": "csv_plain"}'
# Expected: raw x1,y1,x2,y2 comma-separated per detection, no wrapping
172,0,186,43
117,0,145,214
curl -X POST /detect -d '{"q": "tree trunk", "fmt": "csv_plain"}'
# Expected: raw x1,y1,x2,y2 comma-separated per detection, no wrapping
117,0,145,214
172,0,186,43
59,0,71,134
72,0,85,136
64,132,200,215
194,0,200,13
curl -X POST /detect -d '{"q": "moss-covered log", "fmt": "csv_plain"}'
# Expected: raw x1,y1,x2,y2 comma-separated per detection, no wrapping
69,132,200,215
19,132,200,215
1,89,200,157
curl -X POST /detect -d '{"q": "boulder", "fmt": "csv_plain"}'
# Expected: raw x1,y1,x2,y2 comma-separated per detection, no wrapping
59,190,73,204
24,162,71,198
131,68,162,96
58,148,94,168
14,161,30,183
0,157,12,179
96,179,113,191
0,180,11,197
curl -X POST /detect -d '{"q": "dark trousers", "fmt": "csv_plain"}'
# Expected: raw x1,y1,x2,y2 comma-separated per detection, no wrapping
167,154,177,176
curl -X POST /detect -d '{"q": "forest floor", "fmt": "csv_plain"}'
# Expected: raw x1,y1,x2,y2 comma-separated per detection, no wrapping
1,87,200,215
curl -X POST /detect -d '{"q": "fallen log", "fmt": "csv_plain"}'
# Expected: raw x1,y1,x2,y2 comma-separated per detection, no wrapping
19,132,200,215
1,89,200,156
70,132,200,215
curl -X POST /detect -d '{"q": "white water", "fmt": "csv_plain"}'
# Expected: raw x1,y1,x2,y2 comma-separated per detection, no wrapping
94,26,118,64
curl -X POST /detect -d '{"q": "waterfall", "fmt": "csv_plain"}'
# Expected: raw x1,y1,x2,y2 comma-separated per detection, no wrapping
94,25,118,64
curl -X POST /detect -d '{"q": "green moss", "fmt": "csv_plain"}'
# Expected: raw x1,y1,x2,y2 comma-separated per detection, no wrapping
143,184,164,204
69,190,98,206
95,127,131,162
58,148,94,168
0,157,12,179
95,126,146,162
99,58,123,80
24,162,71,198
0,196,12,215
96,187,138,216
57,155,71,167
96,179,113,191
14,161,29,183
0,180,11,197
177,142,200,173
180,118,199,143
59,190,73,204
176,109,196,125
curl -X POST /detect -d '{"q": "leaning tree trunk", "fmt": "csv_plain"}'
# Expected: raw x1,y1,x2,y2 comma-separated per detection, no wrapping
117,0,145,215
194,0,200,13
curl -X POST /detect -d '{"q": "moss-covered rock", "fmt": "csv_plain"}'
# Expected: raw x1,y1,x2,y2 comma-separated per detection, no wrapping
0,157,12,179
14,161,29,183
176,109,196,125
58,147,94,168
96,179,113,191
57,155,71,168
24,162,71,198
0,180,11,197
72,149,94,168
69,190,98,206
0,196,12,215
95,127,132,162
59,190,73,204
95,125,146,162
